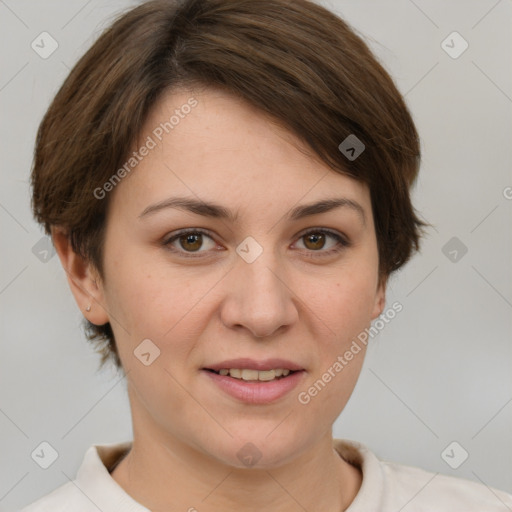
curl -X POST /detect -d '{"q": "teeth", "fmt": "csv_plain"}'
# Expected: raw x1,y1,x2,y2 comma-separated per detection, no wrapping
255,370,275,381
215,368,293,381
241,369,259,380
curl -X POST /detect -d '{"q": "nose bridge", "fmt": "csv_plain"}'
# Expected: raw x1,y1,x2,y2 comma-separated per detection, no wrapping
238,242,282,297
237,236,286,303
221,235,297,337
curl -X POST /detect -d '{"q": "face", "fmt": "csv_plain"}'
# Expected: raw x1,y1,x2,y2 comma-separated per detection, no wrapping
68,86,385,468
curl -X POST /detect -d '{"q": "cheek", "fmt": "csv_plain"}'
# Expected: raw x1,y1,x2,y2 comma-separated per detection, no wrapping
295,275,374,427
102,251,220,362
309,262,379,343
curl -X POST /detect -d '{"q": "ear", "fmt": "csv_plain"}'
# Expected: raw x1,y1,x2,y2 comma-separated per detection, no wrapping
51,227,110,326
370,274,387,320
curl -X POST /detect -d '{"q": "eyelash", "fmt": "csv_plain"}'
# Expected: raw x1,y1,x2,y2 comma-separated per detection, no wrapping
162,228,350,259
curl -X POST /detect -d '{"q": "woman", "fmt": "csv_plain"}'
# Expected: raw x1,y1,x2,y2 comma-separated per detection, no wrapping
22,0,512,510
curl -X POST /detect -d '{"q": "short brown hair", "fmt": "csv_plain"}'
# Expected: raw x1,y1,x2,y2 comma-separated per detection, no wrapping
31,0,427,372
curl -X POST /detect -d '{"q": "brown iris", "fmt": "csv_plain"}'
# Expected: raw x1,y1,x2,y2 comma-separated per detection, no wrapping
303,232,326,250
179,233,203,252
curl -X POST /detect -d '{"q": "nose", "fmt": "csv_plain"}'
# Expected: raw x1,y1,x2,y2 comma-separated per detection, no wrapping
219,248,299,339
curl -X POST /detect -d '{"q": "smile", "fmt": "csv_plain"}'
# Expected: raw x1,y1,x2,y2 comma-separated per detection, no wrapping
207,368,294,381
202,364,305,404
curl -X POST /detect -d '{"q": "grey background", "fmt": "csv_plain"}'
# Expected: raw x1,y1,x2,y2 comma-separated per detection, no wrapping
1,0,511,509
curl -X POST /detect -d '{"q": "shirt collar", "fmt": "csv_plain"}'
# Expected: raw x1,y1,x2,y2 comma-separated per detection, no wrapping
75,439,381,511
333,438,383,510
75,441,149,511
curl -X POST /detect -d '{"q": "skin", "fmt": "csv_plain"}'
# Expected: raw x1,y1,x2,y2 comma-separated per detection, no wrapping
53,86,386,512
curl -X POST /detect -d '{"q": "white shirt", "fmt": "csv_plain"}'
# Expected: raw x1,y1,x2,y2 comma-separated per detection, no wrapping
20,439,512,511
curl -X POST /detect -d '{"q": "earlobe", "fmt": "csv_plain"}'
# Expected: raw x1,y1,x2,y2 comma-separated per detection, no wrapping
371,276,387,320
51,227,110,326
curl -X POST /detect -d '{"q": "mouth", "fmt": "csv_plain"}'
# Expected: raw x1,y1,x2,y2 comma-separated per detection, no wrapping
203,367,299,382
201,359,305,404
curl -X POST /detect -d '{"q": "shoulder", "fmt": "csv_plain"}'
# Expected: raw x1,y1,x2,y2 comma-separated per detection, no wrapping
381,459,512,511
334,439,512,511
18,442,135,512
18,481,94,511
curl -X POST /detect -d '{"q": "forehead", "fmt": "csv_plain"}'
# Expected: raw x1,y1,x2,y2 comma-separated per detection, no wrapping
108,86,371,219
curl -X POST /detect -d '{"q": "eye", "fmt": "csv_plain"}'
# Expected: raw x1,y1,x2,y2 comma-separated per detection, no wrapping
294,228,350,257
163,227,350,259
163,228,219,257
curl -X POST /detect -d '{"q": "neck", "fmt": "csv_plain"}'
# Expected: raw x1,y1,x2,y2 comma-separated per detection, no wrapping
111,432,362,512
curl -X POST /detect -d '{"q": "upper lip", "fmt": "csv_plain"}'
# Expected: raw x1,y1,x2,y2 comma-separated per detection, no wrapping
204,358,304,372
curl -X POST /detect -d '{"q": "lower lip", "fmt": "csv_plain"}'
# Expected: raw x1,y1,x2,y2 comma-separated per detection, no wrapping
202,370,305,404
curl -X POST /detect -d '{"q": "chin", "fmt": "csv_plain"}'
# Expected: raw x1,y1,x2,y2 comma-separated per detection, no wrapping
198,428,311,470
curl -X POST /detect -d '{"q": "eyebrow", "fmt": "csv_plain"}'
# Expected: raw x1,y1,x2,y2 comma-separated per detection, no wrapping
138,196,366,225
